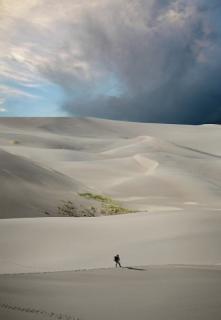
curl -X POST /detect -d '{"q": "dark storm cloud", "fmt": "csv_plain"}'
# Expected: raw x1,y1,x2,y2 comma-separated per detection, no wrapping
42,0,221,124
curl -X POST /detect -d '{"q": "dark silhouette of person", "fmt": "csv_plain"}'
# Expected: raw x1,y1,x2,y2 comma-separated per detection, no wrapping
114,254,122,268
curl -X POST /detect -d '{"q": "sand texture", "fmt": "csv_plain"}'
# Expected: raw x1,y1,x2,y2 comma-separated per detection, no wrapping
0,117,221,217
0,266,221,320
0,117,221,319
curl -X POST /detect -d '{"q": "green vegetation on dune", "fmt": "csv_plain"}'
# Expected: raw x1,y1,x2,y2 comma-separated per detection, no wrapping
79,192,133,215
79,193,113,203
45,193,133,217
57,200,97,217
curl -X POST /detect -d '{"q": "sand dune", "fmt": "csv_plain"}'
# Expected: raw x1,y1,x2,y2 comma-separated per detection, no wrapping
1,266,221,320
0,117,221,319
0,148,90,218
1,211,221,274
1,117,220,215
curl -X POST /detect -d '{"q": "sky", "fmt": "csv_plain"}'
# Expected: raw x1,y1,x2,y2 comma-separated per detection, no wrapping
0,0,221,123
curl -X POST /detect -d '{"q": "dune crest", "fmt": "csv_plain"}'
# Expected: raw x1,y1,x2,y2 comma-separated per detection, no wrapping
133,154,159,175
0,117,221,216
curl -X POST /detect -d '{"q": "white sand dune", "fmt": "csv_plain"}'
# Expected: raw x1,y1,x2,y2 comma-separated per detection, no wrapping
0,117,221,264
0,211,221,274
0,117,221,319
0,266,221,320
0,148,91,218
1,117,220,215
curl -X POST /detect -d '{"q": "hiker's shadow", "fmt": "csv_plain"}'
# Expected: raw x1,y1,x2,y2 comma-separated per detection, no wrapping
124,267,146,271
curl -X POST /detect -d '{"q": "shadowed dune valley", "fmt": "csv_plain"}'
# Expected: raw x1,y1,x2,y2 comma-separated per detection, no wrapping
0,117,221,320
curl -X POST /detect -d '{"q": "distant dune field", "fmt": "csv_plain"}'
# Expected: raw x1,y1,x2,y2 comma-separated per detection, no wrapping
0,117,221,217
0,118,221,320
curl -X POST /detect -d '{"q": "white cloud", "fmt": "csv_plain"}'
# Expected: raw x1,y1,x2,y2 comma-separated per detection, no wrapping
0,84,40,99
0,0,103,83
0,97,7,112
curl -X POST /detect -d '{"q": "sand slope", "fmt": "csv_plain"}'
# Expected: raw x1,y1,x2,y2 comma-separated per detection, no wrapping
0,211,221,274
0,148,89,218
0,266,221,320
0,117,221,273
0,117,221,215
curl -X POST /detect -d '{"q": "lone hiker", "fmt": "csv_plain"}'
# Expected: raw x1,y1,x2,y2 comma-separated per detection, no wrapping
114,254,122,268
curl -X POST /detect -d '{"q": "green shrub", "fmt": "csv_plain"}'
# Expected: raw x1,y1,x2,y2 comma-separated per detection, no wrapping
79,192,133,215
79,193,112,202
45,193,134,217
57,201,96,217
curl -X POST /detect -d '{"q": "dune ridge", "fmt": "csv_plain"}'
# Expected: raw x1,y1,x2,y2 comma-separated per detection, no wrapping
0,116,220,218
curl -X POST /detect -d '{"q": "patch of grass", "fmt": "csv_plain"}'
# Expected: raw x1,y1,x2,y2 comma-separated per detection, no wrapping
57,200,96,217
79,192,133,215
45,193,134,217
79,193,113,203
